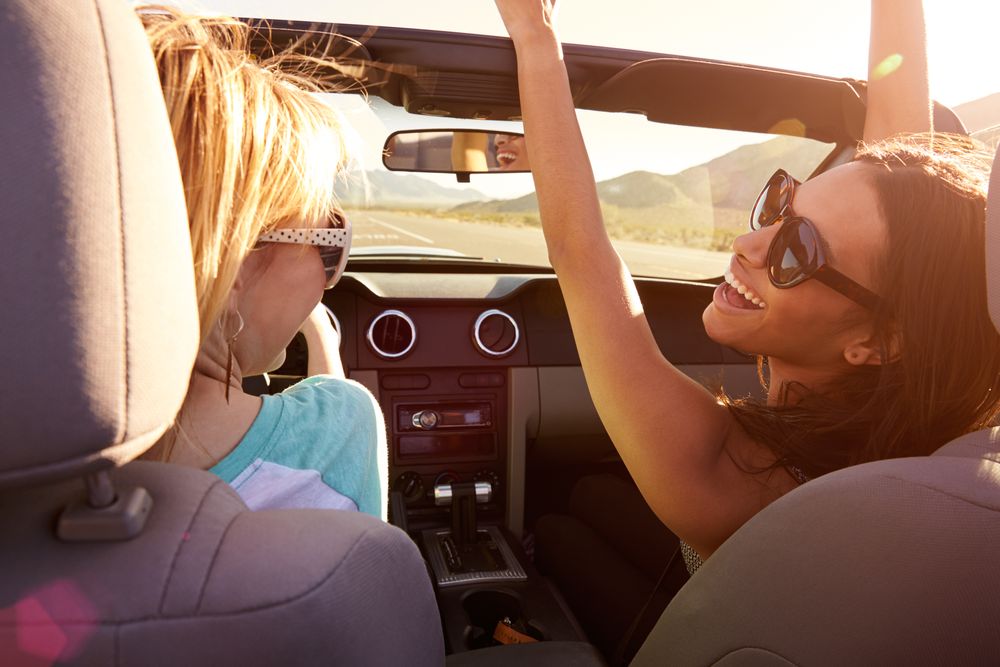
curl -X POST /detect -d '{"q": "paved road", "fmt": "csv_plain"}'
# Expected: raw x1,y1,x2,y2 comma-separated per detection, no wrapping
348,209,730,279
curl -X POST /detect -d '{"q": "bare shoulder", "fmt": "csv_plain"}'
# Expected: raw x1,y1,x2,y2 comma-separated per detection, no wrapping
678,419,802,560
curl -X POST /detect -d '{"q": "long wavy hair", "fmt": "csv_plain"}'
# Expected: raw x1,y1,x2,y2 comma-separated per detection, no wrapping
139,7,352,341
139,7,356,464
722,134,1000,479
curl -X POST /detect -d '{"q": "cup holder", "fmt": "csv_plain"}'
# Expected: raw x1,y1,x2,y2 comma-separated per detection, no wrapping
462,589,547,650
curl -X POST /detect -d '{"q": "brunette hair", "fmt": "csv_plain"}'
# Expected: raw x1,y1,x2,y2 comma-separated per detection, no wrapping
722,134,1000,479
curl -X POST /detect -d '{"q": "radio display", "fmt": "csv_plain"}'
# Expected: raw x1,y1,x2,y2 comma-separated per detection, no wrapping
443,408,483,425
397,433,496,460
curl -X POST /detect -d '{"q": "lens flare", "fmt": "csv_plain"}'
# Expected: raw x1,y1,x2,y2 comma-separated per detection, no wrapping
767,118,807,137
0,580,98,663
872,53,903,81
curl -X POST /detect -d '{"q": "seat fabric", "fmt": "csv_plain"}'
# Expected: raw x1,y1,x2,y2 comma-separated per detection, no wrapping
0,462,444,665
534,474,679,659
0,0,198,487
632,440,1000,666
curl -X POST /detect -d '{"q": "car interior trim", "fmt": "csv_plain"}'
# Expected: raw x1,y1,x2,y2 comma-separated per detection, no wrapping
506,367,540,540
473,309,521,358
366,308,418,359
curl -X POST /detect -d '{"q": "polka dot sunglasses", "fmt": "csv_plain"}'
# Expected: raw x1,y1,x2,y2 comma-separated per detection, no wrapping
257,212,352,289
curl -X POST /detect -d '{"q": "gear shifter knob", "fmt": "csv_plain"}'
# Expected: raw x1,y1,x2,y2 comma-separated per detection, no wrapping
433,481,492,548
433,481,493,506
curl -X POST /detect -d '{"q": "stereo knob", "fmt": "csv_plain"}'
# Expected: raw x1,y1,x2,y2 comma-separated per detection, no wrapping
434,471,460,488
412,409,440,430
393,471,425,504
474,469,501,491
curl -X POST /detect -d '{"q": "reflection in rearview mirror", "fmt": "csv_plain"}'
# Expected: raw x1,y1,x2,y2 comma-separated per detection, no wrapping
383,130,530,178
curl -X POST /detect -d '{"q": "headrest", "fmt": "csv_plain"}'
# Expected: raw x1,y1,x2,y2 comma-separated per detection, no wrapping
0,0,198,488
988,144,1000,333
932,427,1000,463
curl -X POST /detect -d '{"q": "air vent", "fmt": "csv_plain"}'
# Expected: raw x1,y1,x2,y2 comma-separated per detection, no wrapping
473,309,520,358
367,310,416,360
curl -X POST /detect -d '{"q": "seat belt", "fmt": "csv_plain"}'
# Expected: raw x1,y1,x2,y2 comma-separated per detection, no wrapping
613,544,690,666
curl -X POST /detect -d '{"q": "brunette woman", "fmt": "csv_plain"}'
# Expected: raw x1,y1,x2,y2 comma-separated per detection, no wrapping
494,0,1000,577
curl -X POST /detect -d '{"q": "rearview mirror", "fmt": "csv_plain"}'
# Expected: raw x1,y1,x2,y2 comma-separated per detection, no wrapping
382,130,529,181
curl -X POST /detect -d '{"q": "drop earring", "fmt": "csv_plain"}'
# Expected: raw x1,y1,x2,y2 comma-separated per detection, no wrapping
223,309,245,404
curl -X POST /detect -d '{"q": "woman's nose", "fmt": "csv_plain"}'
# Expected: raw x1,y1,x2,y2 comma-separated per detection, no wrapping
731,224,777,268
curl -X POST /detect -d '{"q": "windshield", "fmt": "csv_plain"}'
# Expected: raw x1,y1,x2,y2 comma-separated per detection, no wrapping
330,94,833,279
157,1,1000,275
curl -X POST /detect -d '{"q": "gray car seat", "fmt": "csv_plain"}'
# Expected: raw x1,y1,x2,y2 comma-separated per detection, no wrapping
631,144,1000,664
0,1,443,665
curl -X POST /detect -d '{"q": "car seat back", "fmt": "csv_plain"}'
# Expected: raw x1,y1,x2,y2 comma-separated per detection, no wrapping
0,0,197,489
0,2,443,664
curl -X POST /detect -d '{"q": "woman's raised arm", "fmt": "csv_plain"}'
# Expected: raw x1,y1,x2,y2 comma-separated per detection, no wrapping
494,0,797,557
864,0,932,142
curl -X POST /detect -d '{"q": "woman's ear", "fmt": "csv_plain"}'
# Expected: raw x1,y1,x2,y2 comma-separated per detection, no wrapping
843,341,883,366
231,254,254,295
843,330,901,366
233,242,274,296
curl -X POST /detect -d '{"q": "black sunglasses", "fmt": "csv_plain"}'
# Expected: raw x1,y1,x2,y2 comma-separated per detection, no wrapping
751,169,880,310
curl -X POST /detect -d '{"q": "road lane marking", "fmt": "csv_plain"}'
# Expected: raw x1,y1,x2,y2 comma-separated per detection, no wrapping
367,216,435,244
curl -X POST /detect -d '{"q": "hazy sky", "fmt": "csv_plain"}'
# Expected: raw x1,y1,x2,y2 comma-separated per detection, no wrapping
154,1,1000,198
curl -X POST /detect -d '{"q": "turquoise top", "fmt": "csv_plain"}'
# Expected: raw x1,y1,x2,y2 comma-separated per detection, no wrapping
210,376,387,520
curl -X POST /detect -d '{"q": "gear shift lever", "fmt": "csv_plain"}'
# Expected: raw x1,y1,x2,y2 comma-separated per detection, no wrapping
424,480,527,586
434,481,492,548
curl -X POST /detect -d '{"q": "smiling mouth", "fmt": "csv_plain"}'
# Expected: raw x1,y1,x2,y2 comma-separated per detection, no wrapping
497,151,517,167
723,269,767,310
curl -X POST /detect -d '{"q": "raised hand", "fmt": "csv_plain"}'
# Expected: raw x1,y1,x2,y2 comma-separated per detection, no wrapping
494,0,558,46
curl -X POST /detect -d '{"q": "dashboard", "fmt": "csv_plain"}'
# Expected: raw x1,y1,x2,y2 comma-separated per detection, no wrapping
255,270,760,537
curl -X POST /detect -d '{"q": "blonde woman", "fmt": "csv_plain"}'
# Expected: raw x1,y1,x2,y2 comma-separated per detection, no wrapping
141,8,387,519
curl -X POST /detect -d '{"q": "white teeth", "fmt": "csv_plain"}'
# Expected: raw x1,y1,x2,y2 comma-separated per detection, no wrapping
724,271,764,306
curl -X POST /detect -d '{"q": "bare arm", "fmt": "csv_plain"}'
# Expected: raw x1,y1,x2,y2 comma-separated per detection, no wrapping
300,303,345,379
494,0,796,556
451,132,490,171
864,0,932,142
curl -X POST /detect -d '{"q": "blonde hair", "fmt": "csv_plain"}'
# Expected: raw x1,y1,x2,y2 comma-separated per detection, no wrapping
140,7,350,340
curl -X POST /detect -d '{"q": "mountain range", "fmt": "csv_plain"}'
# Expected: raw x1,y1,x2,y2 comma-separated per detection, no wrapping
955,93,1000,133
345,90,1000,229
335,170,485,209
450,135,830,222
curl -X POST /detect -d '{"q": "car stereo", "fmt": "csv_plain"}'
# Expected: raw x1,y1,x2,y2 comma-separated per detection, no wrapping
397,402,493,431
395,401,496,463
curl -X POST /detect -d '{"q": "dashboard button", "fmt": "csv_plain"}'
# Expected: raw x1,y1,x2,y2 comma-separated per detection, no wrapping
382,374,431,390
458,372,504,388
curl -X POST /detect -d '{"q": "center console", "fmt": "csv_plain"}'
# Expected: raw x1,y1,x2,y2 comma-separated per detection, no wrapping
382,369,508,533
376,367,590,656
423,481,527,587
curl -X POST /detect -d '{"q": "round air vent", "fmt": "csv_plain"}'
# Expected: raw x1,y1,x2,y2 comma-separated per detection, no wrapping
473,309,520,358
367,310,416,359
